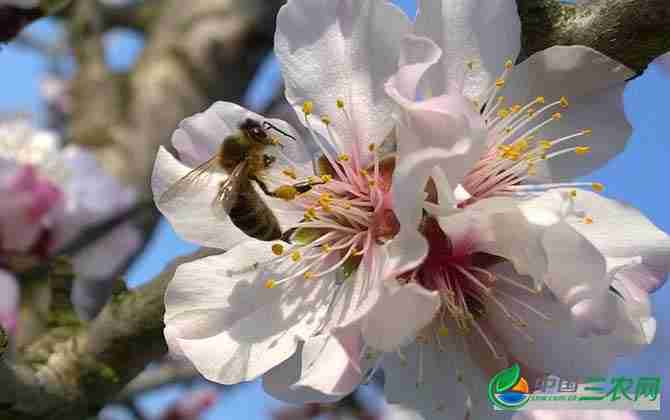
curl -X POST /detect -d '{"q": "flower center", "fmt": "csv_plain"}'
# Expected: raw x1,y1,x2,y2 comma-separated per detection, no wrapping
460,60,604,206
260,100,399,290
406,217,551,359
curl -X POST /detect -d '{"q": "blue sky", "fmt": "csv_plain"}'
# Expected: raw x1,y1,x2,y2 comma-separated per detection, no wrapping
2,0,670,418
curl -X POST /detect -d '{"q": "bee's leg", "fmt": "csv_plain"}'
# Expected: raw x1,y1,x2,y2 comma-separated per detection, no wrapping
251,174,325,200
249,174,274,196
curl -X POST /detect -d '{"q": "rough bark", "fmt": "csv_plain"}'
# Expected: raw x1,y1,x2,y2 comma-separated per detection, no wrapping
518,0,670,73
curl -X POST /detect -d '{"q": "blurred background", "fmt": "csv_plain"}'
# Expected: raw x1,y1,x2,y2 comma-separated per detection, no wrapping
1,0,669,419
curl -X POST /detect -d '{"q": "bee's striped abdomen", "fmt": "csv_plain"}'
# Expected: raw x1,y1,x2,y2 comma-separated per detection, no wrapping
229,180,282,241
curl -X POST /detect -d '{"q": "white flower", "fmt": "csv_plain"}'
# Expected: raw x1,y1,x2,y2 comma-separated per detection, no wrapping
387,0,634,210
376,188,667,420
0,119,142,320
157,0,449,402
367,0,670,418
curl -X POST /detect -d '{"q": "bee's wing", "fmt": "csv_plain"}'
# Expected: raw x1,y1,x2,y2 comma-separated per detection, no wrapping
211,160,248,218
158,156,220,205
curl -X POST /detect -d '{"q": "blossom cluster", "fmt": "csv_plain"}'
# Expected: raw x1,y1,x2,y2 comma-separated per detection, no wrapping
155,0,670,419
0,118,141,342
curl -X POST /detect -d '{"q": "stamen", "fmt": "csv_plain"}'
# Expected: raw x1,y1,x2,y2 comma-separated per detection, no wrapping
302,101,314,115
272,244,284,256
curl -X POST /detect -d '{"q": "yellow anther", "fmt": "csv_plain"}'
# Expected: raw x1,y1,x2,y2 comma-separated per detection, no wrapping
510,104,521,113
353,247,365,256
552,112,562,120
274,185,299,200
271,244,284,256
271,138,281,146
438,326,450,337
322,244,332,253
584,216,594,224
320,174,332,183
265,279,277,289
466,60,476,70
495,78,506,88
575,146,591,155
302,101,314,115
368,143,376,152
336,98,345,109
360,169,369,177
320,115,331,125
527,165,537,176
291,251,302,262
505,59,514,69
527,108,536,117
282,168,297,179
513,139,529,151
535,96,546,104
591,182,605,192
581,128,593,135
368,180,376,187
318,196,332,212
337,154,350,162
305,207,318,220
560,96,569,108
569,189,578,198
540,140,552,150
497,108,510,119
304,271,316,280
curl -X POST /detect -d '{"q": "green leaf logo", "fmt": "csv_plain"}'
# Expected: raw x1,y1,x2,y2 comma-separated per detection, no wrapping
494,364,521,393
488,363,529,410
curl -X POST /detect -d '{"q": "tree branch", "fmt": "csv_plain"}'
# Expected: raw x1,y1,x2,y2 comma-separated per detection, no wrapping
0,249,221,420
72,0,284,191
518,0,670,73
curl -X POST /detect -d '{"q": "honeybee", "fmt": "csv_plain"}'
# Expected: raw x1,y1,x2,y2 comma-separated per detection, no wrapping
159,118,314,241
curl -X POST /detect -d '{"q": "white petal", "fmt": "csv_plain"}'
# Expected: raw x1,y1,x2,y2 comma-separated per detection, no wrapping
503,46,634,181
416,0,521,99
564,189,670,293
263,334,363,403
166,240,386,384
385,34,487,185
541,221,608,309
0,270,19,333
152,146,249,249
392,148,473,232
439,197,548,289
275,0,411,156
172,101,312,177
487,265,653,379
383,322,498,420
362,282,440,352
383,227,428,281
386,35,442,103
653,51,670,77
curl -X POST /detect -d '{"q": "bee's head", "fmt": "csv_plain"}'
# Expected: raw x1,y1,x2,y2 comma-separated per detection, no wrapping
240,118,270,144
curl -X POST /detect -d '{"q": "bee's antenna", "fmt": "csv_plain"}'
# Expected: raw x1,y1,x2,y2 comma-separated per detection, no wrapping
263,121,296,142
